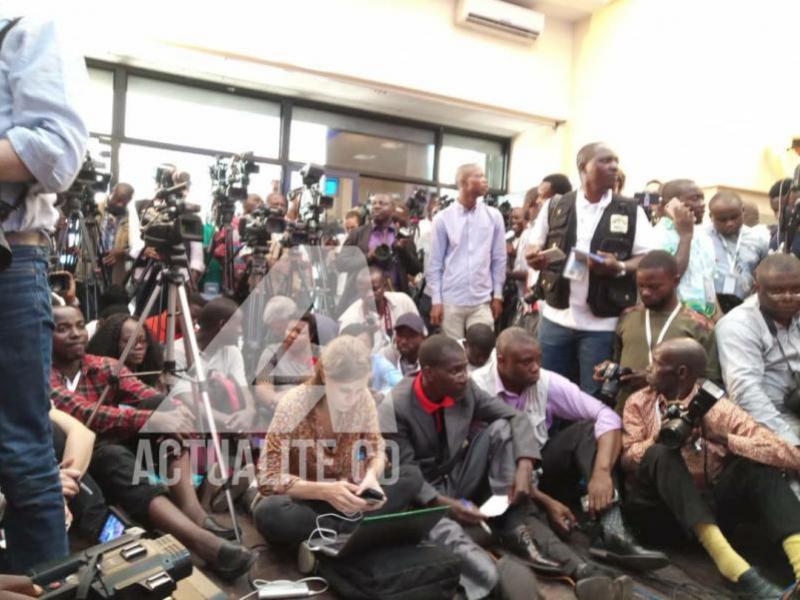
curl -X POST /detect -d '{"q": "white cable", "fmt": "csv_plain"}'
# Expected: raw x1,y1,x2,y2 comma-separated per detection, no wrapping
240,577,329,599
306,511,363,552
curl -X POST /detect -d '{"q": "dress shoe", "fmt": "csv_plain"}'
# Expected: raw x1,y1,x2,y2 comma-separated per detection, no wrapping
589,506,669,572
202,515,238,541
210,541,257,581
209,463,255,513
500,525,565,575
729,568,783,599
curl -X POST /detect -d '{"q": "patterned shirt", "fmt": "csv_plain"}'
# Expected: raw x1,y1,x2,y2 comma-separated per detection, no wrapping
257,383,386,496
622,385,800,488
50,354,160,439
613,303,719,412
653,218,717,317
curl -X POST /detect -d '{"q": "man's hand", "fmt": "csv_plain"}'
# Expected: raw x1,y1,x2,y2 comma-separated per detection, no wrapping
58,458,82,498
101,247,127,266
525,247,548,271
0,575,43,598
438,496,488,526
586,469,615,516
593,360,612,382
143,247,160,260
588,251,624,277
508,458,534,504
670,201,695,237
430,304,444,326
541,496,577,536
491,298,504,321
323,480,369,514
224,408,256,434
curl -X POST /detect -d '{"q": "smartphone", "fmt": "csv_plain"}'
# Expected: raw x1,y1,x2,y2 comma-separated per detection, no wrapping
98,508,129,543
359,488,386,504
574,249,606,264
581,489,620,513
540,247,566,262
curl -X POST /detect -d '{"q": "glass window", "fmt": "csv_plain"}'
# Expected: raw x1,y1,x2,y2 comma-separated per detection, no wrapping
125,76,281,157
86,68,114,135
439,134,505,189
117,144,281,217
289,107,435,180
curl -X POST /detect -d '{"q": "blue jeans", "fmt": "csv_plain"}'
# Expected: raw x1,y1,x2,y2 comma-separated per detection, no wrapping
0,246,68,572
538,317,614,396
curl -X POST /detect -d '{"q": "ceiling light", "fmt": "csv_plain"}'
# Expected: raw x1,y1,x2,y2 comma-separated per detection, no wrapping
353,154,376,160
380,141,405,150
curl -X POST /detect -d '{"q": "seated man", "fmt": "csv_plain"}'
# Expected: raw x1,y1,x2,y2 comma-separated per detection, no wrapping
472,328,666,572
380,312,426,376
707,191,768,313
338,267,420,352
254,336,422,545
381,335,543,600
596,250,718,412
717,253,800,445
622,338,800,597
49,305,255,580
463,323,495,373
653,179,717,318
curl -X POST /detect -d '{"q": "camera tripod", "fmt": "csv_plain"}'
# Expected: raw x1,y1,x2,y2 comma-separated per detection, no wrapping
85,243,243,543
241,242,271,377
54,206,106,321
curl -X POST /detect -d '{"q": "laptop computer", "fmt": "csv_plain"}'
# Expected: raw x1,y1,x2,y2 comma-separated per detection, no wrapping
315,505,448,558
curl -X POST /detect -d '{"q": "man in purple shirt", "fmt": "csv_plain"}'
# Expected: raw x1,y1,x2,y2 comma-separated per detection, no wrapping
427,164,506,339
472,327,668,572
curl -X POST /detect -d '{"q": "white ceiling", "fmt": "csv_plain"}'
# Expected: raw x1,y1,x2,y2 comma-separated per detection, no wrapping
505,0,609,21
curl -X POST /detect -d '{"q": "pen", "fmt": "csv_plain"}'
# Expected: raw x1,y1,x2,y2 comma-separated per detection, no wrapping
461,499,491,535
79,481,93,496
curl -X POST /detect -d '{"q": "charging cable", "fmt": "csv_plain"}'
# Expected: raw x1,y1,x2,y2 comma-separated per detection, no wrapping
305,511,363,552
240,577,328,599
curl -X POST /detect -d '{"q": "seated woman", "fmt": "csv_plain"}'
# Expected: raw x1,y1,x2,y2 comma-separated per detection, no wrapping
86,313,164,389
339,323,402,395
253,335,422,546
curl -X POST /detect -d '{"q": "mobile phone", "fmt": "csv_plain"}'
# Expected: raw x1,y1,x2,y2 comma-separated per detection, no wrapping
540,247,566,262
359,488,386,504
98,508,129,543
581,489,620,513
574,249,606,264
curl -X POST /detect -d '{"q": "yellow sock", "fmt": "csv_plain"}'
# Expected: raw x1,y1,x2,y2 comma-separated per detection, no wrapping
783,534,800,580
695,523,750,583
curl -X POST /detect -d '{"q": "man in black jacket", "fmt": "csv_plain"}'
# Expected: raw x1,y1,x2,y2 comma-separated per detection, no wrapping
335,193,421,314
526,143,655,395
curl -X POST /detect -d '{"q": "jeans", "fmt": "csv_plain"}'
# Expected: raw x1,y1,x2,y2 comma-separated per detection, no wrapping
0,246,68,572
538,317,614,396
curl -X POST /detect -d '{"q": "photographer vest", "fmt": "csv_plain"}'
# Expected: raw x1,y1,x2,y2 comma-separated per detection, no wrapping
536,191,638,318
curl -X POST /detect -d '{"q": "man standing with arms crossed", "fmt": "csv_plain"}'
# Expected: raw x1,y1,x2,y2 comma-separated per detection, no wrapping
428,163,506,339
0,15,88,571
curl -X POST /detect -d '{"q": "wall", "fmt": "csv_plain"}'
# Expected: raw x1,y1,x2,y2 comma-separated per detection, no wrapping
567,0,800,195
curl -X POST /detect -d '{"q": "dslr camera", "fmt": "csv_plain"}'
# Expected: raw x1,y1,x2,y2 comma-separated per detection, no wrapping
597,362,632,406
657,379,726,450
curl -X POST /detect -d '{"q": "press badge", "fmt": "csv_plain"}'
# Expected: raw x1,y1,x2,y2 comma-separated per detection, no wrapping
609,214,629,234
722,275,737,295
563,248,588,281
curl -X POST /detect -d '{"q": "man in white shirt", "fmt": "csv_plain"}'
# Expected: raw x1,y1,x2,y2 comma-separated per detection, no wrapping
338,266,420,352
525,143,655,395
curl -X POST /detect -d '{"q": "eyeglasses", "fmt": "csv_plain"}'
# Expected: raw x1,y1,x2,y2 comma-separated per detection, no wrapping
764,289,800,300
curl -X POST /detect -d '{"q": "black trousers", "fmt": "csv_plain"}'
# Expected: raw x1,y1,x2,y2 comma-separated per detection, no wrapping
254,464,424,545
539,420,605,502
624,443,800,546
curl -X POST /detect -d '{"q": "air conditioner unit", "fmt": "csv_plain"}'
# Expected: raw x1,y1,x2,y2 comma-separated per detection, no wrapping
455,0,545,43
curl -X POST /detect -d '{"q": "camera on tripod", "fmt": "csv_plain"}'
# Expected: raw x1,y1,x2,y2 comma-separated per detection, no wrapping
60,152,112,219
238,205,287,247
209,152,260,228
287,163,335,246
142,166,203,251
657,379,725,450
30,532,192,599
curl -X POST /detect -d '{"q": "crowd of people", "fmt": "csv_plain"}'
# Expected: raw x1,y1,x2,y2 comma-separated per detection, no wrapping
5,12,800,600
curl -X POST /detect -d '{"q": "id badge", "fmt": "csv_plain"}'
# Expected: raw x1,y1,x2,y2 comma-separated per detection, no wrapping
722,275,737,295
563,249,588,282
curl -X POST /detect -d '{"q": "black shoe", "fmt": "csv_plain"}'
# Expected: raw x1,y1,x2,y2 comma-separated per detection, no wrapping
574,562,617,581
589,507,669,572
210,541,257,581
202,516,238,541
730,568,783,599
500,525,565,575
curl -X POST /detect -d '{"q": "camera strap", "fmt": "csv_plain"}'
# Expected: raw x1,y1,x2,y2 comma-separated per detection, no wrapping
645,303,681,364
760,306,800,385
0,18,20,51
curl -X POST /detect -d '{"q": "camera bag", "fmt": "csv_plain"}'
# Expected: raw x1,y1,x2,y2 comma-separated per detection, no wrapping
316,542,462,600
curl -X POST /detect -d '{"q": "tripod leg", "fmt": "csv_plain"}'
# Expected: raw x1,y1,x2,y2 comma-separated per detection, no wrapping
175,285,243,544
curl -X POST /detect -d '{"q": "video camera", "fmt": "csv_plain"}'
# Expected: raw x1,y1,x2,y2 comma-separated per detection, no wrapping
30,532,192,599
238,205,287,247
141,165,204,251
60,152,112,219
210,152,259,227
287,163,335,246
657,379,725,450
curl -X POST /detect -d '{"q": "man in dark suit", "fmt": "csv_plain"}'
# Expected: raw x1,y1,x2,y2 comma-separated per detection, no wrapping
380,335,574,599
335,193,421,314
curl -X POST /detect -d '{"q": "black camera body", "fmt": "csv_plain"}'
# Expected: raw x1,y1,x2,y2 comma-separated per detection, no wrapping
598,363,632,406
31,532,192,599
59,152,111,220
238,206,287,247
658,379,726,450
210,153,259,228
142,199,203,250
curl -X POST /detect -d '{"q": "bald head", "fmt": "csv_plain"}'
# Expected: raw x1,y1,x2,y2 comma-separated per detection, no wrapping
657,338,707,378
756,252,800,283
496,327,537,357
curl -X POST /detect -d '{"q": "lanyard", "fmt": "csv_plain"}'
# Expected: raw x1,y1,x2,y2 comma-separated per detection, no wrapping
66,370,81,392
717,229,742,275
645,304,682,364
